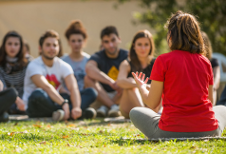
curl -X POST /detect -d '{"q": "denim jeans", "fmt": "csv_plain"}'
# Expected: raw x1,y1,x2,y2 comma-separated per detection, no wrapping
0,88,17,115
217,86,226,106
27,88,97,117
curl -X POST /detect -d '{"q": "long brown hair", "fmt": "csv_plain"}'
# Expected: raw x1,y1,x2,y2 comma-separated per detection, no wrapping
165,10,205,55
65,20,87,40
201,31,212,59
129,30,155,72
0,31,27,68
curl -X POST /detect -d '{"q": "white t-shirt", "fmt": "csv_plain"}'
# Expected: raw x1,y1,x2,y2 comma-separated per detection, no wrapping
22,56,73,109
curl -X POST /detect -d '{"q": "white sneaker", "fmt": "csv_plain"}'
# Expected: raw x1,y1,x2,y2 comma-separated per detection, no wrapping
52,109,64,121
97,106,108,117
108,104,121,117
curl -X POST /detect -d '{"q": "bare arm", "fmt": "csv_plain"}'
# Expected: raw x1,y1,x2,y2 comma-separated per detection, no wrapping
213,66,220,90
208,85,214,104
0,73,6,90
65,74,82,119
117,60,137,89
31,74,70,120
138,80,163,109
0,80,3,91
132,72,163,110
64,74,81,108
85,60,114,86
31,74,64,105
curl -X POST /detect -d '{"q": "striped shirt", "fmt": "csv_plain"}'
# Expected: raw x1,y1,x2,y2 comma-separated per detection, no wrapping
0,66,27,98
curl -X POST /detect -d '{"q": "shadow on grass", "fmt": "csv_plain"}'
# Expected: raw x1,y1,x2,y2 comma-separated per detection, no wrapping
111,136,226,145
9,115,131,126
111,138,160,145
0,133,51,141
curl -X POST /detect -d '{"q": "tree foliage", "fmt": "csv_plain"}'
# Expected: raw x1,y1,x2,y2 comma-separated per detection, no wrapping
116,0,226,55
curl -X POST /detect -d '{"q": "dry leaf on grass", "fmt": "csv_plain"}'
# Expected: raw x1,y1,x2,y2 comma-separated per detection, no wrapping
62,135,69,139
46,124,51,128
33,124,42,128
8,131,28,136
67,124,76,127
40,141,46,145
133,134,141,137
8,132,15,136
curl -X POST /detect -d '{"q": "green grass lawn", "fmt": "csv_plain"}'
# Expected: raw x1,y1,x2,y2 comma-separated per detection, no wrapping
0,119,226,154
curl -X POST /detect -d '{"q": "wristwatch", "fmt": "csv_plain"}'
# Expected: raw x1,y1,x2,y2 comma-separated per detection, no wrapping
61,99,68,107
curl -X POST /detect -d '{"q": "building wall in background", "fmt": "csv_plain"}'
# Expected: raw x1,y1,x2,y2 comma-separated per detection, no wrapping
0,0,153,57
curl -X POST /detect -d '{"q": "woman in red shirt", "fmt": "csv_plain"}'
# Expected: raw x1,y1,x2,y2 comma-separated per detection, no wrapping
129,10,226,139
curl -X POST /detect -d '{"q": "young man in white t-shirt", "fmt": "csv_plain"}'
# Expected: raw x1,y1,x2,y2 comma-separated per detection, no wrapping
23,30,97,121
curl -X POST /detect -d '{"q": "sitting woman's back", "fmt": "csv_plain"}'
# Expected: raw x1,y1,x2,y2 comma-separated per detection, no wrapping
129,10,226,139
152,50,217,132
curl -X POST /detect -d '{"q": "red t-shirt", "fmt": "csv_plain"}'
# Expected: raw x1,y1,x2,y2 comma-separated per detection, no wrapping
150,50,218,132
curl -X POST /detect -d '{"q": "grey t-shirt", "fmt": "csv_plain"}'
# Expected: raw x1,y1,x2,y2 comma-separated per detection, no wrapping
61,53,90,91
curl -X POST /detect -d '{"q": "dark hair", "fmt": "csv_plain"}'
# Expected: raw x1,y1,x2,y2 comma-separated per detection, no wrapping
39,30,63,57
23,41,30,53
129,30,155,72
0,31,27,68
39,30,60,47
65,20,87,40
100,26,119,39
165,10,205,54
57,39,63,58
201,31,212,59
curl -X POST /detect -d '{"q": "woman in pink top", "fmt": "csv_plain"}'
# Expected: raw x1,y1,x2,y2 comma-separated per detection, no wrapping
129,10,226,139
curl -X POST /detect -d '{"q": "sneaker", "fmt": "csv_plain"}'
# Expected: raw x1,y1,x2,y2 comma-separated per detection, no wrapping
52,109,64,121
0,112,9,122
83,107,96,119
97,106,108,117
108,104,121,117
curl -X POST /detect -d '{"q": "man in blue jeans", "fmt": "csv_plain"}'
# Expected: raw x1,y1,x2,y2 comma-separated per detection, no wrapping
217,86,226,106
23,30,97,121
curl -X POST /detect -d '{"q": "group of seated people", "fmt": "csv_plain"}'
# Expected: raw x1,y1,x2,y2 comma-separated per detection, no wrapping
0,10,226,139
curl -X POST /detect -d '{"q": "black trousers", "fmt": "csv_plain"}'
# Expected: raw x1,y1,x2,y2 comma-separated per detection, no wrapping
0,88,17,115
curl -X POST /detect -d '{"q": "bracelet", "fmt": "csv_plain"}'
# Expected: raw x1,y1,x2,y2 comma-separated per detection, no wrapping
61,99,68,107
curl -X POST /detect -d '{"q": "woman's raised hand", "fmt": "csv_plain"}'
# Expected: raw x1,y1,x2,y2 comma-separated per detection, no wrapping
132,72,149,87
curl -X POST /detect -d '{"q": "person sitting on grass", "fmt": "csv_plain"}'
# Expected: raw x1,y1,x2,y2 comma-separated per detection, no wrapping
85,26,128,117
61,20,97,118
117,30,158,118
129,11,226,139
0,80,17,122
0,31,29,114
23,30,97,121
202,31,220,106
